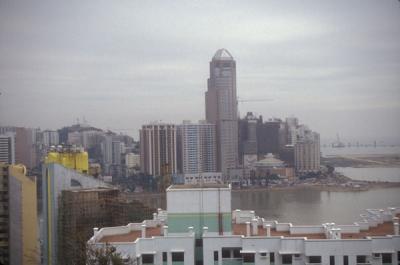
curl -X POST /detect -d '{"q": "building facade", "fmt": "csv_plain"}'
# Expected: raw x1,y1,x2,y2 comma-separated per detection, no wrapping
59,188,154,265
0,133,15,164
42,130,59,147
140,123,177,176
41,163,110,265
294,131,321,173
177,121,217,174
205,49,239,174
126,153,140,169
257,119,281,156
238,112,259,167
0,163,38,265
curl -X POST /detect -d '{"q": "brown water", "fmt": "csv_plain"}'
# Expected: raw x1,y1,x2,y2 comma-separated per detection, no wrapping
129,187,400,225
232,187,400,225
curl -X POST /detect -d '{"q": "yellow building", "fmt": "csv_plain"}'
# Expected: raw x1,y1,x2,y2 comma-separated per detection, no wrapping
45,146,89,174
0,163,38,265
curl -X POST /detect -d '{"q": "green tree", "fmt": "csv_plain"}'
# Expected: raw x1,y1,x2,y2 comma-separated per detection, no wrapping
86,243,135,265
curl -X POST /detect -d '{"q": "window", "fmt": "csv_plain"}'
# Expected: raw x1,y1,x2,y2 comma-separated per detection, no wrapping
398,251,400,261
309,256,321,263
330,256,335,265
222,248,230,258
162,252,167,262
270,252,275,263
343,256,348,265
356,256,366,263
233,248,241,258
382,253,392,263
282,254,292,264
172,252,184,262
260,252,267,257
243,253,255,262
214,251,218,261
142,254,154,263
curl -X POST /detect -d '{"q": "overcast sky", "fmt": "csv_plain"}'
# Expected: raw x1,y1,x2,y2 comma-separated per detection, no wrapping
0,0,399,143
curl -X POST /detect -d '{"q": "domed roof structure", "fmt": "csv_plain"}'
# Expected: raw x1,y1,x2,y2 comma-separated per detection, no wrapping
213,48,233,60
254,153,285,168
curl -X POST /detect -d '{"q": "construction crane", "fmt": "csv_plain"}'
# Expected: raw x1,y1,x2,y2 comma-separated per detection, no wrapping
237,98,273,103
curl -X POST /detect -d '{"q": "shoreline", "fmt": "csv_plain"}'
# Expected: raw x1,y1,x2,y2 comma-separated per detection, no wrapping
231,181,400,192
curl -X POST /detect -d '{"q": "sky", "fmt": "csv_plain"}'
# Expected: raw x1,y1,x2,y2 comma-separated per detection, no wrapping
0,0,399,143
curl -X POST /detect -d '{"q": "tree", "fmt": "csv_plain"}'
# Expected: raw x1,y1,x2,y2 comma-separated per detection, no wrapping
86,243,136,265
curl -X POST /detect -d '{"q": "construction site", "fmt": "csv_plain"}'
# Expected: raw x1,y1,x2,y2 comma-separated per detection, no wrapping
58,188,154,265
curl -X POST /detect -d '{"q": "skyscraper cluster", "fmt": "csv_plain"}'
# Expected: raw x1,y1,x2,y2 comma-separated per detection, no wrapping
139,49,321,182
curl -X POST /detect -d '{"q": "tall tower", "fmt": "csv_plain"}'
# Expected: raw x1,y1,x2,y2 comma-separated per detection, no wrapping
205,49,238,173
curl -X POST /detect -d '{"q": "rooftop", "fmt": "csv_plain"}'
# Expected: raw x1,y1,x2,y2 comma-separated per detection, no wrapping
233,213,399,239
232,224,325,239
96,213,399,243
167,183,230,190
254,153,285,168
213,48,233,60
99,226,161,243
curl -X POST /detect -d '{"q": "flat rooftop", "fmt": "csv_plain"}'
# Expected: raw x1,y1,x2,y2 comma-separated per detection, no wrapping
168,184,230,190
98,214,398,243
232,224,326,239
233,213,399,239
99,226,161,243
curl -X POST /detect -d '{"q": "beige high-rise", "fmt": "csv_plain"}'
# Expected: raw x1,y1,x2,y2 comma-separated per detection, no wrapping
140,123,177,176
205,49,238,173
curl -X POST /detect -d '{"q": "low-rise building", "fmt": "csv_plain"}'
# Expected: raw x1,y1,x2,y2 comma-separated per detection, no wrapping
88,184,400,265
182,172,223,185
253,153,295,180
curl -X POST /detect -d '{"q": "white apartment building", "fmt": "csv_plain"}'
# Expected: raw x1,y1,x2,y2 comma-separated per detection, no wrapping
88,184,400,265
177,120,217,174
42,130,59,147
0,133,15,164
294,131,321,173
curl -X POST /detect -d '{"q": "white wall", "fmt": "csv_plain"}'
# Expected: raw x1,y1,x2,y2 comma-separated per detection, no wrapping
167,187,231,213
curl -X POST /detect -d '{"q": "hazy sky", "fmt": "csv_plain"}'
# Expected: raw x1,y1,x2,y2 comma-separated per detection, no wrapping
1,0,399,142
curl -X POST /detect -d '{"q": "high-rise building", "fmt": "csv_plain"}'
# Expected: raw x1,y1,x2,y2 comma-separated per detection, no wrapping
42,130,59,147
294,131,321,173
286,116,299,145
140,123,177,176
177,120,217,174
257,119,281,155
14,128,37,169
125,153,140,169
238,112,260,167
41,163,110,265
1,127,39,168
205,49,239,173
101,134,113,173
0,163,38,265
0,133,15,164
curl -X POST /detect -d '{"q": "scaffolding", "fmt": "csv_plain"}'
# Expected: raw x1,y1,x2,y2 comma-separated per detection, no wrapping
58,188,154,265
